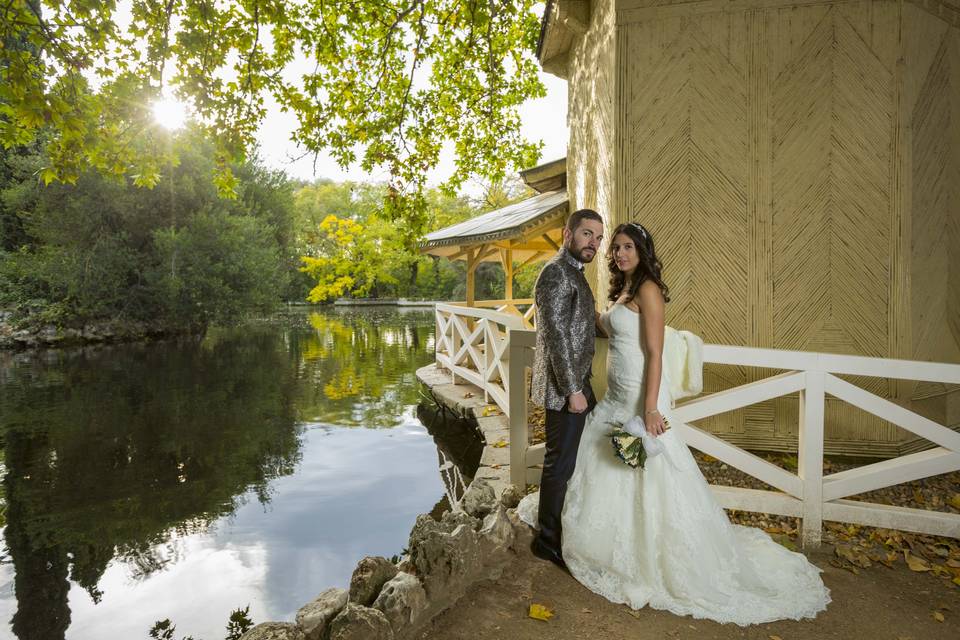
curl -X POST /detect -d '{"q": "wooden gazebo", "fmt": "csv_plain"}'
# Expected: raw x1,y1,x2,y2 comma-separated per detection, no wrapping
421,159,568,310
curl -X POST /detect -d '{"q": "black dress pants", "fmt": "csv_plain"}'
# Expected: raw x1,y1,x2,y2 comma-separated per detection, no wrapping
535,385,596,553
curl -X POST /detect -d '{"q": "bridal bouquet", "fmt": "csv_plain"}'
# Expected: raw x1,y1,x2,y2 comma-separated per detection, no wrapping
608,415,668,469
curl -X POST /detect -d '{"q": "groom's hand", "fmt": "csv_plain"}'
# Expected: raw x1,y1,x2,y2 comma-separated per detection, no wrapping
567,391,588,414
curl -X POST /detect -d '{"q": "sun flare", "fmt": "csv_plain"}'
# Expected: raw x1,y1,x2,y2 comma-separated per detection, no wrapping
153,97,187,130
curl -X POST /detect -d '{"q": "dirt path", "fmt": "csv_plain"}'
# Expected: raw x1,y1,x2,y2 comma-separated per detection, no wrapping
416,545,959,640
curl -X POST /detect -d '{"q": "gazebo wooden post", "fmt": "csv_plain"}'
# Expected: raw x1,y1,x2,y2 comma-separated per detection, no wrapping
465,247,477,307
500,248,514,302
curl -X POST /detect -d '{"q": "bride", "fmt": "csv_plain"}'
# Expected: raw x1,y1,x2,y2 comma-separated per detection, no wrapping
519,221,830,625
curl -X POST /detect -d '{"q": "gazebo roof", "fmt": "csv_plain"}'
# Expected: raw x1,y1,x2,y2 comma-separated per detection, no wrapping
421,188,568,263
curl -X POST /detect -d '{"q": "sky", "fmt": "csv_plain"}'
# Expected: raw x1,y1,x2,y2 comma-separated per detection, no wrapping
251,71,570,194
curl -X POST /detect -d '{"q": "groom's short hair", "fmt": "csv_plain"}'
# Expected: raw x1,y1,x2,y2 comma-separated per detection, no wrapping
566,208,603,233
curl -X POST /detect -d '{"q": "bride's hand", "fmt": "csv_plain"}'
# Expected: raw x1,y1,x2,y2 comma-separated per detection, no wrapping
645,410,668,437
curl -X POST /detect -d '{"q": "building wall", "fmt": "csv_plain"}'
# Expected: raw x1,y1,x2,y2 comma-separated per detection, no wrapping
605,0,959,455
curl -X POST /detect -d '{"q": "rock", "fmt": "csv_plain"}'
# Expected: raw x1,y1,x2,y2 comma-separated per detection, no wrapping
409,520,484,600
499,484,524,508
372,572,428,632
440,508,480,531
461,478,496,518
507,508,535,550
295,587,348,640
396,556,416,574
348,556,398,606
240,622,306,640
479,504,515,556
329,603,394,640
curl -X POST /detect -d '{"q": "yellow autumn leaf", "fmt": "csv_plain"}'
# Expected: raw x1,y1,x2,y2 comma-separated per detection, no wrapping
481,405,501,417
950,494,960,510
528,603,554,621
953,576,960,587
905,551,931,572
933,610,944,622
491,439,508,448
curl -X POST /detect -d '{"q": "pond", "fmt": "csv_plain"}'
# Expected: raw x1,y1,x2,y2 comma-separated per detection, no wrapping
0,307,479,640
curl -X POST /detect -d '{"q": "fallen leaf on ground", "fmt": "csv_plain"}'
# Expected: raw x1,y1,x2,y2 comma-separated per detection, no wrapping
947,558,960,568
933,610,945,622
463,392,474,398
949,494,960,510
769,635,784,640
491,439,508,448
480,405,502,417
905,551,932,572
528,604,553,621
836,544,871,568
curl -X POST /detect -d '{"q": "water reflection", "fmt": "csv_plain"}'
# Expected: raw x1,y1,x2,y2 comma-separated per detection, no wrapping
417,404,483,517
0,308,458,640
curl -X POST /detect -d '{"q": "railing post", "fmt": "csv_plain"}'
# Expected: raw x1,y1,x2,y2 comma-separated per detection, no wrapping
434,306,443,370
449,312,464,385
799,370,825,548
481,319,490,405
508,329,529,489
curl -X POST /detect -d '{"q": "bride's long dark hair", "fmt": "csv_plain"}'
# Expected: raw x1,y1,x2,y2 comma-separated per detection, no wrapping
607,221,670,304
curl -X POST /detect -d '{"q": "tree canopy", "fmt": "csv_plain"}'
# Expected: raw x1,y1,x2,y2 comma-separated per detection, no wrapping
0,1,546,230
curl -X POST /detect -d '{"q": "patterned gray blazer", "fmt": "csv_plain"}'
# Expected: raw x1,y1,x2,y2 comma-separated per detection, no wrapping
531,248,596,411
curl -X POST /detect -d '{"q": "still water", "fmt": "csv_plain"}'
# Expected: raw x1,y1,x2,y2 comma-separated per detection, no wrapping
0,308,476,640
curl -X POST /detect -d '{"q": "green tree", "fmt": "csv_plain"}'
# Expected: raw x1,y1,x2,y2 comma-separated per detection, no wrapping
0,1,545,228
293,179,485,302
0,129,294,328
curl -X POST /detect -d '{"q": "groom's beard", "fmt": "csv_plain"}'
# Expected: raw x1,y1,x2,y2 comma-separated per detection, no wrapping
568,244,597,263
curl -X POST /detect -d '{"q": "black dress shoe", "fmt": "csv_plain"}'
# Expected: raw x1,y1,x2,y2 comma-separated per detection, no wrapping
530,537,568,572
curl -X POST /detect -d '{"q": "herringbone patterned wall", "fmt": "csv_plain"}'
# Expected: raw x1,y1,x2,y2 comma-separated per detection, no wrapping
609,0,960,455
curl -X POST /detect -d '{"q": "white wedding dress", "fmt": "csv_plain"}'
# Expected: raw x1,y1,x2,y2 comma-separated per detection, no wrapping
518,303,830,625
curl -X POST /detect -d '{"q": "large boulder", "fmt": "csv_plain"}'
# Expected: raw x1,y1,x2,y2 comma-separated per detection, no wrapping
498,484,524,509
372,572,428,632
507,508,535,550
328,603,393,640
295,587,348,640
240,622,306,640
461,478,496,518
408,517,484,601
479,504,515,557
348,556,398,606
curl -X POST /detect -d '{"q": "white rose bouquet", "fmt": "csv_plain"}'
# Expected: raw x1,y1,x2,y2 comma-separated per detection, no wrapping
608,415,668,469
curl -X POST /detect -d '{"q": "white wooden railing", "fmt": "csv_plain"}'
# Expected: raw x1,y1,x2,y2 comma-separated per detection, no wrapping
434,302,531,414
435,304,960,546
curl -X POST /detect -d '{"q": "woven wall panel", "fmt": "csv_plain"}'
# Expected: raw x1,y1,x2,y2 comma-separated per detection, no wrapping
592,1,960,450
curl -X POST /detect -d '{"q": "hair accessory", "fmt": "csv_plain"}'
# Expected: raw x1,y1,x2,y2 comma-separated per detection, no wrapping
628,221,648,239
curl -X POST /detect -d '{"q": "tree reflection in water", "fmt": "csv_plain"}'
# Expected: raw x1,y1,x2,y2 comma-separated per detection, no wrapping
0,307,438,640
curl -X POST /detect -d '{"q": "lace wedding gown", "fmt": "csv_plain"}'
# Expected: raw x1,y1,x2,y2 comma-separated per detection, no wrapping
518,303,830,625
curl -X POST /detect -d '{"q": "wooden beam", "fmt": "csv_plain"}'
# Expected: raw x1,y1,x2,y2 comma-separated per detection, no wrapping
519,251,549,269
541,234,560,250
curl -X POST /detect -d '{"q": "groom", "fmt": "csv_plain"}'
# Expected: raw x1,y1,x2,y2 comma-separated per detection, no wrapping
530,208,604,570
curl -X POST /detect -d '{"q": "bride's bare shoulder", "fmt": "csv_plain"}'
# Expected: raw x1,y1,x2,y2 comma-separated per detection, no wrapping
635,281,665,312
